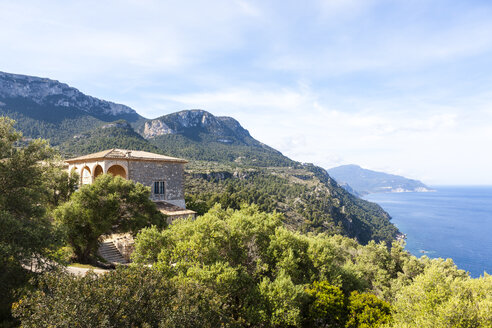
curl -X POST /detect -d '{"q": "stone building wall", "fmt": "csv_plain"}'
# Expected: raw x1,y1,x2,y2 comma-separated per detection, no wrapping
128,161,186,208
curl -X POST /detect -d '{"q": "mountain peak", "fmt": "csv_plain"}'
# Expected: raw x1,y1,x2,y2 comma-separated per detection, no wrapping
0,71,141,121
140,109,251,142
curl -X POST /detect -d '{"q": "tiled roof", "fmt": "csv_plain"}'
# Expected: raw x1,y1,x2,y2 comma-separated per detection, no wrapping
154,201,196,217
65,149,187,163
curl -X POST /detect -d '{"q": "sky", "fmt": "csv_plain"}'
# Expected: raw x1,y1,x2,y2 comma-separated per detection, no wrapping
1,0,492,185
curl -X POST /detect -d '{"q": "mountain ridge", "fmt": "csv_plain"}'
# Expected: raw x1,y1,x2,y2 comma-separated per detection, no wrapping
0,71,142,121
0,71,144,144
139,109,255,144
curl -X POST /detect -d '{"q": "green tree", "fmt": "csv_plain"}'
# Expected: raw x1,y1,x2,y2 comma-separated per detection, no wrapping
258,270,306,327
133,205,292,325
391,260,492,328
54,174,166,263
42,157,79,208
0,117,61,322
305,281,346,328
345,291,392,328
0,117,54,220
131,225,168,264
12,266,229,328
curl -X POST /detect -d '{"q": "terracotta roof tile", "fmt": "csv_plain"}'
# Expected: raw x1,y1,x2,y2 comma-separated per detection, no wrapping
65,148,187,163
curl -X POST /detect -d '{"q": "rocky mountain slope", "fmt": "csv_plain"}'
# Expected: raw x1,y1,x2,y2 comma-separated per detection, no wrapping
0,71,143,143
138,110,292,167
139,110,252,142
328,164,433,195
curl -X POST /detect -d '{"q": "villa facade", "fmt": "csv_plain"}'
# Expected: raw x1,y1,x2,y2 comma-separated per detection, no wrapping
65,148,196,264
65,148,195,221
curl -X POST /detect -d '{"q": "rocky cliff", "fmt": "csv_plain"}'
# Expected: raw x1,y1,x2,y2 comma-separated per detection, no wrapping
140,110,254,144
0,71,142,122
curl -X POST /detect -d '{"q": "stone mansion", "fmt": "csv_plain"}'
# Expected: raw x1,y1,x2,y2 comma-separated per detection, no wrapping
65,148,195,222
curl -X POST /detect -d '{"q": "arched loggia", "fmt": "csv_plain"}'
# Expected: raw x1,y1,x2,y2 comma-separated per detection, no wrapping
107,165,127,179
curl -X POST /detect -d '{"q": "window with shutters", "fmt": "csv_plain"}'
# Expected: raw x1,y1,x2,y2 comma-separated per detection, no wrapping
153,181,165,195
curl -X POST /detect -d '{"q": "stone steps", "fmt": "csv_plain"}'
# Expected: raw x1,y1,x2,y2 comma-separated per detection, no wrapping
98,240,128,264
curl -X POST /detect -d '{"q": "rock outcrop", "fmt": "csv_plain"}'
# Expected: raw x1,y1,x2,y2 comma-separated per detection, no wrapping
141,110,253,143
0,71,141,121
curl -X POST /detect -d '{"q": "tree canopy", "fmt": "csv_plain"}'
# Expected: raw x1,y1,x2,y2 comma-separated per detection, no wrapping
0,117,75,322
10,204,492,327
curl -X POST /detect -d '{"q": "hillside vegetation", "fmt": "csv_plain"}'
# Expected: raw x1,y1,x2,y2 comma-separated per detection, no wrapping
13,206,492,328
59,120,161,158
185,163,398,245
1,117,490,328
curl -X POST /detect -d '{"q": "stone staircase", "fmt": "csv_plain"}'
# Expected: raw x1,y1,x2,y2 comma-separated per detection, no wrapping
98,240,128,264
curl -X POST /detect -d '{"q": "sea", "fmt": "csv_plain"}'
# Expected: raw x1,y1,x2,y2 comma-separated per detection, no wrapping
364,186,492,278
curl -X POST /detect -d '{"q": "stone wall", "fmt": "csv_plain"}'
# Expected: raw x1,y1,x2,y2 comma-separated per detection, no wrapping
128,161,185,206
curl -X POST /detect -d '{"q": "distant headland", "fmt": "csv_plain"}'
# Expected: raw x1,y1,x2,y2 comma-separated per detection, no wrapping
327,164,434,196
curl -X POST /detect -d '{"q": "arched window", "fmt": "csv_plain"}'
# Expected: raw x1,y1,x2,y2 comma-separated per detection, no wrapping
81,166,92,185
94,165,103,179
107,165,127,179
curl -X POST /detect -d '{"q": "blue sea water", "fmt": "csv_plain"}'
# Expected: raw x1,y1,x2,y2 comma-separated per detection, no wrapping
364,186,492,278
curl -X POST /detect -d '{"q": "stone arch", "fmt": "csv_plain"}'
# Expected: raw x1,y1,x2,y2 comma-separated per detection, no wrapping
81,166,92,185
107,165,127,179
94,165,103,179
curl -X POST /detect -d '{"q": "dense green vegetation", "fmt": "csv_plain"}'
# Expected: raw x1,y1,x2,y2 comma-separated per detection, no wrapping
1,117,491,327
0,117,77,323
12,206,492,327
58,121,162,158
12,266,228,327
149,133,293,167
185,164,399,245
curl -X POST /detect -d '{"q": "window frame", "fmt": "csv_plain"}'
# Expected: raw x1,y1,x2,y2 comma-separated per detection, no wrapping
153,181,165,196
